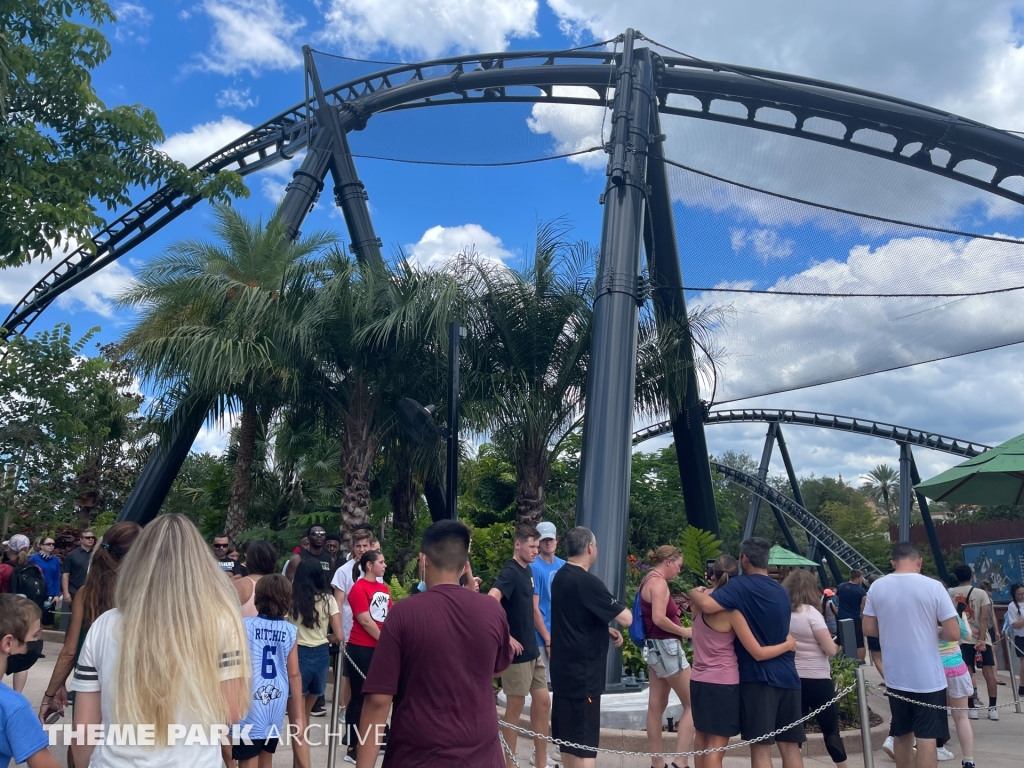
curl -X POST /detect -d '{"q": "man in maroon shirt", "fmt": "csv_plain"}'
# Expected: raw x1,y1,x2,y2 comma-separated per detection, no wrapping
356,520,514,768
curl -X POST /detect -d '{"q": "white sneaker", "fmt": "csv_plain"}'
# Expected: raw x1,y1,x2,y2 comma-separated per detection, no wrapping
343,756,356,765
937,746,956,761
883,736,895,759
989,707,999,721
529,756,555,768
968,708,979,720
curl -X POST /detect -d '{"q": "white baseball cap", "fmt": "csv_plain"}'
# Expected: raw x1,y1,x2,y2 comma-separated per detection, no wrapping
536,521,557,541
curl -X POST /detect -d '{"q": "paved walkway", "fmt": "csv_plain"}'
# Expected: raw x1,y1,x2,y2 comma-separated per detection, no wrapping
15,640,1023,767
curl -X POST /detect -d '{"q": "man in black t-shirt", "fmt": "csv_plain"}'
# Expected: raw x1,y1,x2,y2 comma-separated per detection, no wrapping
550,526,632,768
284,525,333,581
488,524,550,768
211,533,247,578
836,569,867,660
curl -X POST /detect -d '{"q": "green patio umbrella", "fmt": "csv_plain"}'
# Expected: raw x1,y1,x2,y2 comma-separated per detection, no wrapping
768,545,819,567
915,432,1024,505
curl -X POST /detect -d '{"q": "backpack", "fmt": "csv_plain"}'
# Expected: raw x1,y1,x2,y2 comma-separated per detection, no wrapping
629,574,650,645
12,564,47,609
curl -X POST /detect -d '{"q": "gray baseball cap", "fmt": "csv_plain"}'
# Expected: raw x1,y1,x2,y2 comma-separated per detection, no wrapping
536,521,557,540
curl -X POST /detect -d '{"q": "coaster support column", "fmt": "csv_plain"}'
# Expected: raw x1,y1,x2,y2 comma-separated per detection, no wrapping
576,28,655,689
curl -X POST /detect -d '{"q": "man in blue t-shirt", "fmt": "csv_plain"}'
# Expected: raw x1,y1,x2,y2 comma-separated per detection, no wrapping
532,521,565,664
836,569,867,661
1,594,60,768
690,537,803,768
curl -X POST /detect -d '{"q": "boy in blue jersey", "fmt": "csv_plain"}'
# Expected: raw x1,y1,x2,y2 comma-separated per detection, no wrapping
235,575,310,768
0,594,60,768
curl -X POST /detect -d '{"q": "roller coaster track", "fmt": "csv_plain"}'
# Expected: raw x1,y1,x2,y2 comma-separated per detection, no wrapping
633,408,991,457
6,42,1024,340
709,461,883,576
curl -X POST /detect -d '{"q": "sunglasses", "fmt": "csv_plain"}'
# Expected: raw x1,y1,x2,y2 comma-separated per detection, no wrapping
213,543,230,548
43,541,55,546
309,531,326,537
81,536,95,541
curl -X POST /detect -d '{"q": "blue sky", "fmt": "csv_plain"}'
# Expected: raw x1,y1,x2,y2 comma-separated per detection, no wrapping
7,0,1024,482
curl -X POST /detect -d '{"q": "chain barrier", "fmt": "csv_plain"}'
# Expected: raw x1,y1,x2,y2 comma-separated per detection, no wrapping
496,684,854,759
868,684,1022,711
499,729,525,768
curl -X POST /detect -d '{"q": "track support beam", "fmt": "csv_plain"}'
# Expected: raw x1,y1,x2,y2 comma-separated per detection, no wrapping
577,29,655,689
908,446,949,583
644,110,719,537
743,422,778,540
898,442,913,542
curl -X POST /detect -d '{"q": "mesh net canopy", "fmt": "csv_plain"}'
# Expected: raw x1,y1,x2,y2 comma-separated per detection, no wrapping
300,48,1024,406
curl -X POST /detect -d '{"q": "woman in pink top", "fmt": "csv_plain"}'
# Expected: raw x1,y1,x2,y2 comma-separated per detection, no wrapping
784,570,847,768
691,555,795,768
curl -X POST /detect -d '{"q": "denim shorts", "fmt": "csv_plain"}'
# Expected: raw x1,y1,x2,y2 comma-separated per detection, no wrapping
645,638,690,679
298,643,330,696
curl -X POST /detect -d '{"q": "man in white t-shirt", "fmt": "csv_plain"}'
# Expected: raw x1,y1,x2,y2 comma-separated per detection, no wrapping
863,542,961,768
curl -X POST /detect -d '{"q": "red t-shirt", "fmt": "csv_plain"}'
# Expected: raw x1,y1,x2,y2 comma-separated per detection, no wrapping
362,584,513,768
348,578,391,647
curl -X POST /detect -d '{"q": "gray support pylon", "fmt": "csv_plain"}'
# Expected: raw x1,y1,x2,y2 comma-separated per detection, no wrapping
304,47,384,268
576,29,655,689
643,110,719,536
445,321,463,520
116,127,336,528
769,504,801,554
775,425,841,584
898,442,913,542
908,446,949,583
743,422,778,540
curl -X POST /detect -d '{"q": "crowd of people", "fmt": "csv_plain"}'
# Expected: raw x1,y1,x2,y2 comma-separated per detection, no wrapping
1,519,1020,768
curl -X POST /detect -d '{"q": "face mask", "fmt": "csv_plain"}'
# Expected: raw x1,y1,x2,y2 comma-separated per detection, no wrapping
6,639,44,674
417,558,426,592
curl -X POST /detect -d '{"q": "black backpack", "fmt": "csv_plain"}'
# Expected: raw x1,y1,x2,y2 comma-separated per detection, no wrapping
12,564,48,608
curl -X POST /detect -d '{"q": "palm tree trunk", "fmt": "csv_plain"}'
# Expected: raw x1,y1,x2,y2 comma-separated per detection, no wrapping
516,449,550,526
225,399,259,538
390,451,418,578
340,380,378,546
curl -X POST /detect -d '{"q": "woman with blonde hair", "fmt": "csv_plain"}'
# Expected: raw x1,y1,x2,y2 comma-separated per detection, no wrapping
38,522,141,766
69,514,253,767
691,555,795,768
640,545,694,768
784,569,847,768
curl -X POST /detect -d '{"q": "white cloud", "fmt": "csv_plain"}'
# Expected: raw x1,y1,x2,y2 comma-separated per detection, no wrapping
691,233,1024,403
216,87,258,110
406,224,513,269
545,2,1024,130
526,86,608,170
0,247,134,318
191,413,238,455
158,116,253,168
320,0,538,58
729,228,794,261
258,152,304,204
113,2,153,43
193,0,304,76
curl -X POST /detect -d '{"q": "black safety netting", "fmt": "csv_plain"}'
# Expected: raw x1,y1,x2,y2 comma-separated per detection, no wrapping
290,48,1024,407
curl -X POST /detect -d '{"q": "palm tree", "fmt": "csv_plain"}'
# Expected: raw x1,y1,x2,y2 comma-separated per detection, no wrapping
300,249,461,543
860,463,899,526
117,204,335,537
458,222,594,525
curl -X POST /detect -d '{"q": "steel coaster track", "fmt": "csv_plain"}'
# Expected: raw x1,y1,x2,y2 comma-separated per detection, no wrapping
632,408,991,458
710,460,883,575
7,42,1024,341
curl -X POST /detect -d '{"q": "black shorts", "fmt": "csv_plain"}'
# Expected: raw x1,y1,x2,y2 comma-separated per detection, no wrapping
1014,636,1024,658
690,681,740,737
888,688,949,741
551,695,600,758
738,683,805,744
867,635,881,653
232,738,279,760
961,644,995,670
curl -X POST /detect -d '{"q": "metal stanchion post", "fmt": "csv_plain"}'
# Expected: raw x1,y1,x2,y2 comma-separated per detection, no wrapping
1005,634,1022,714
326,650,345,768
856,664,875,768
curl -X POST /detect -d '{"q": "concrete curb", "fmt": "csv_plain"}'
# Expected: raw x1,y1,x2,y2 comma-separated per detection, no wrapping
500,706,890,758
43,629,65,644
